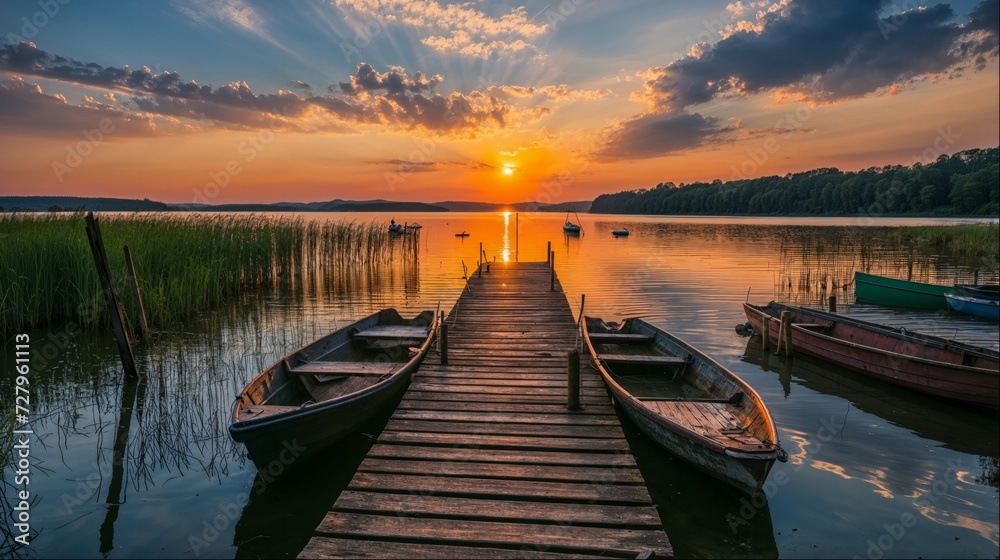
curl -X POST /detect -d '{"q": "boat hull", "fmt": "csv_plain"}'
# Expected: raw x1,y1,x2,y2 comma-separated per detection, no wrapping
854,271,951,309
584,317,780,496
743,303,999,409
945,294,1000,321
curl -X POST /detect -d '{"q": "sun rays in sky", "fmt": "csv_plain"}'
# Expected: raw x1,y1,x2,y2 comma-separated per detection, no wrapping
0,0,997,203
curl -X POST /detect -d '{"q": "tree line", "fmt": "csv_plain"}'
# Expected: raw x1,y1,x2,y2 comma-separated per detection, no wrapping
590,147,999,216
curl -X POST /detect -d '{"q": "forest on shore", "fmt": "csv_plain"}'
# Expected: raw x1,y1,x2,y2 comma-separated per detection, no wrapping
591,147,999,217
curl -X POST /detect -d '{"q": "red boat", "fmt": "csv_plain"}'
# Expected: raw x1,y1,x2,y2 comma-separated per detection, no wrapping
743,302,999,410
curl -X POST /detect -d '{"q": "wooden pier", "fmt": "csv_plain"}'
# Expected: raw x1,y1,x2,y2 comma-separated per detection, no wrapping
300,261,672,558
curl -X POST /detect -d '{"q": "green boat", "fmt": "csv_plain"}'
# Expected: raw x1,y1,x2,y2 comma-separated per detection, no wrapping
854,272,952,309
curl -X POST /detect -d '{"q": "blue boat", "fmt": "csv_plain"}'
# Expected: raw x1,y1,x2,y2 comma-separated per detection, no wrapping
945,293,1000,321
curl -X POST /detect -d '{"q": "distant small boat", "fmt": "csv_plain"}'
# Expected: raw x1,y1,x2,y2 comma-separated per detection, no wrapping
455,231,470,237
563,211,582,233
584,315,784,495
612,228,629,236
230,309,438,473
388,223,402,234
945,293,1000,321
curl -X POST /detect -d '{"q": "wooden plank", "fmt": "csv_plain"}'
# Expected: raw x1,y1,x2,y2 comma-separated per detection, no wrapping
600,354,687,366
365,444,638,467
384,419,625,439
314,513,671,557
396,400,617,415
390,409,621,426
333,491,659,526
376,431,630,452
357,459,645,484
291,361,399,376
407,383,607,398
238,404,298,420
300,538,606,559
348,473,653,504
353,325,429,341
586,333,654,344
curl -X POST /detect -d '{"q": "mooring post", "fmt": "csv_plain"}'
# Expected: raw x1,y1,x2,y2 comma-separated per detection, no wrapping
123,245,149,339
577,294,586,326
84,213,139,379
479,242,483,277
974,269,979,285
440,322,448,365
547,241,551,267
828,295,837,312
567,349,581,411
778,310,793,357
550,251,555,291
761,316,771,352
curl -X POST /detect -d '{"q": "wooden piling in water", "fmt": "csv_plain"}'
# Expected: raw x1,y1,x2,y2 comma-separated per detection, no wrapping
547,241,551,267
761,316,771,352
440,323,448,365
777,310,793,357
567,348,581,411
84,213,139,379
479,242,483,277
123,245,149,339
550,251,555,291
828,295,837,312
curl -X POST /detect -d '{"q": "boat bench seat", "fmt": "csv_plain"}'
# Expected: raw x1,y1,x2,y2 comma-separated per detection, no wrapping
240,404,299,420
352,325,428,342
599,354,688,366
588,333,655,344
290,361,400,381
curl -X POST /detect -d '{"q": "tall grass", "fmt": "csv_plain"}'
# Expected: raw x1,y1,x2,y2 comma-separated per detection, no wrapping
0,213,407,334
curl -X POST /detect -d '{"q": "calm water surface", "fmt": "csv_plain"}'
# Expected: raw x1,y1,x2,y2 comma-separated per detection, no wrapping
2,212,997,559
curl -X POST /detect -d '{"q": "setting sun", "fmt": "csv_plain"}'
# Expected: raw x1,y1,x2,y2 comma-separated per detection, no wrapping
502,164,515,176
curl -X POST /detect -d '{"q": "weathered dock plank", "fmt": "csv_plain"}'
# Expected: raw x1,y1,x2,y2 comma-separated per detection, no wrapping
300,261,672,558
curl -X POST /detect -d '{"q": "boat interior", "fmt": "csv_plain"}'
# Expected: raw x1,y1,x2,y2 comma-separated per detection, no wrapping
237,310,434,422
585,318,773,452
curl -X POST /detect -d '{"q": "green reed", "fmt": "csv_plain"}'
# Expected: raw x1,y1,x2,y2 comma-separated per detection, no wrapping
0,213,403,334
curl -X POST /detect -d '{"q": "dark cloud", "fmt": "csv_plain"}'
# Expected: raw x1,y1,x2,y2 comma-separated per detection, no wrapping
594,112,736,161
640,0,1000,110
0,42,528,137
339,63,443,96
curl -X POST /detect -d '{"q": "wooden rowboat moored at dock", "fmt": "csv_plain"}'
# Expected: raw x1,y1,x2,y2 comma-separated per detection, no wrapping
229,308,438,474
583,316,784,495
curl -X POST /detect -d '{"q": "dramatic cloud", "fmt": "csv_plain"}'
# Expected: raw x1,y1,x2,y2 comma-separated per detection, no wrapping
478,84,609,102
0,42,544,137
367,159,493,173
333,0,548,58
0,76,181,137
638,0,1000,111
594,112,739,161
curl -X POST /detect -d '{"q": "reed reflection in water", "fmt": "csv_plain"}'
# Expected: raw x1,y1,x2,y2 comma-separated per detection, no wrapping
2,213,997,559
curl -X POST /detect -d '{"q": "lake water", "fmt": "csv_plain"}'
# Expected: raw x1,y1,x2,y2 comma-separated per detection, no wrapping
2,212,998,558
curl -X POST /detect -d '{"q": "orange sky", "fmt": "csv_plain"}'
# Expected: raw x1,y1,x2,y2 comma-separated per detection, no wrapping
1,0,997,204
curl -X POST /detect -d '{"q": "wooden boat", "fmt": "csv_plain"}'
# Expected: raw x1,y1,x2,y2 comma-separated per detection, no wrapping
945,293,1000,321
563,211,582,233
612,227,630,236
583,316,784,495
388,223,402,234
230,308,438,473
854,271,951,309
956,284,1000,299
743,302,999,409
